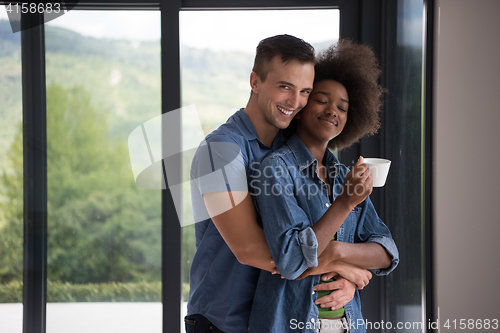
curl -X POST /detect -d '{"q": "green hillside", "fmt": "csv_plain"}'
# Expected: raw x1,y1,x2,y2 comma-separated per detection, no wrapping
0,19,257,172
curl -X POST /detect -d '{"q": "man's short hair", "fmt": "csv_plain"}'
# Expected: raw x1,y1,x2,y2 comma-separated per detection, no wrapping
252,34,315,82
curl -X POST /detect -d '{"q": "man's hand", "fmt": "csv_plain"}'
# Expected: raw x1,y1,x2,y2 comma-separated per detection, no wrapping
294,241,343,280
320,262,372,290
314,276,356,310
336,156,373,210
295,260,371,290
294,242,372,289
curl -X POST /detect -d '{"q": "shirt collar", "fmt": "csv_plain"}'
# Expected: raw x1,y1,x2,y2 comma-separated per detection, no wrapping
232,108,259,141
287,133,340,171
233,108,283,149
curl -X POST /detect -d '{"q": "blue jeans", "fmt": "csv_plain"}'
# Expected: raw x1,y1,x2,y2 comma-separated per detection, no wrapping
184,314,226,333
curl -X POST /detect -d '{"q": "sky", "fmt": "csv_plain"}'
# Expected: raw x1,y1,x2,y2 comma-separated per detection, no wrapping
0,6,340,51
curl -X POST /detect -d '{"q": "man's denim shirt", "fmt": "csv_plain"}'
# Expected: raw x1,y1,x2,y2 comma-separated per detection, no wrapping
187,109,283,332
248,134,399,333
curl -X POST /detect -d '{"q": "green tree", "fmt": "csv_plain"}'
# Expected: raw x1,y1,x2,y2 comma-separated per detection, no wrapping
0,122,23,282
0,84,161,285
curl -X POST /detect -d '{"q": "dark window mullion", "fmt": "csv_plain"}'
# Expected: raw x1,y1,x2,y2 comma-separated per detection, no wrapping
21,12,48,333
161,1,182,332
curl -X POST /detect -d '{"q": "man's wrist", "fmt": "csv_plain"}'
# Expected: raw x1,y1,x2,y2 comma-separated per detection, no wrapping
329,241,346,262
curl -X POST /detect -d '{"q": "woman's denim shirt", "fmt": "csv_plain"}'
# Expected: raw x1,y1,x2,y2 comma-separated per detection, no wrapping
248,134,399,333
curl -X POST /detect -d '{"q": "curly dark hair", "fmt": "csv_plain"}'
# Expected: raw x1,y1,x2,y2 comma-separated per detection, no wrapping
287,39,386,150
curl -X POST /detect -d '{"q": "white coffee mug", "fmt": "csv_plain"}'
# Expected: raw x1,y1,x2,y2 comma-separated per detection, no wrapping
364,158,391,187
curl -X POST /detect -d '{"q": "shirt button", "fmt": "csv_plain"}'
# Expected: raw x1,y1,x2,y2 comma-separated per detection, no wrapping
311,318,315,322
325,203,330,207
312,291,315,295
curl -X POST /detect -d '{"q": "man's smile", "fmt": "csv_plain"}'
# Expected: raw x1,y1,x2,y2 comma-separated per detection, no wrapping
277,105,294,116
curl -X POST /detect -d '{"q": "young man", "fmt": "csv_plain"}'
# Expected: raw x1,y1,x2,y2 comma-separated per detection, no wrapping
185,34,316,333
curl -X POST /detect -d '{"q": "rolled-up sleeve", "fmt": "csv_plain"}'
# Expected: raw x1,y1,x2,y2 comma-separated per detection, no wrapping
366,234,399,276
190,136,248,224
297,227,319,268
191,136,247,195
252,157,318,280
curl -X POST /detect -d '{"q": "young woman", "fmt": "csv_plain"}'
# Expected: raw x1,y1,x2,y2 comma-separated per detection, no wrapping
248,39,399,333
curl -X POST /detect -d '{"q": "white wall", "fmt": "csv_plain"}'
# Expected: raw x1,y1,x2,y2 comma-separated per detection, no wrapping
434,0,500,328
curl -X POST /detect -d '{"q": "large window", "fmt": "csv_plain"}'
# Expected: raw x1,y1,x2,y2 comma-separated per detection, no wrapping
44,10,162,333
